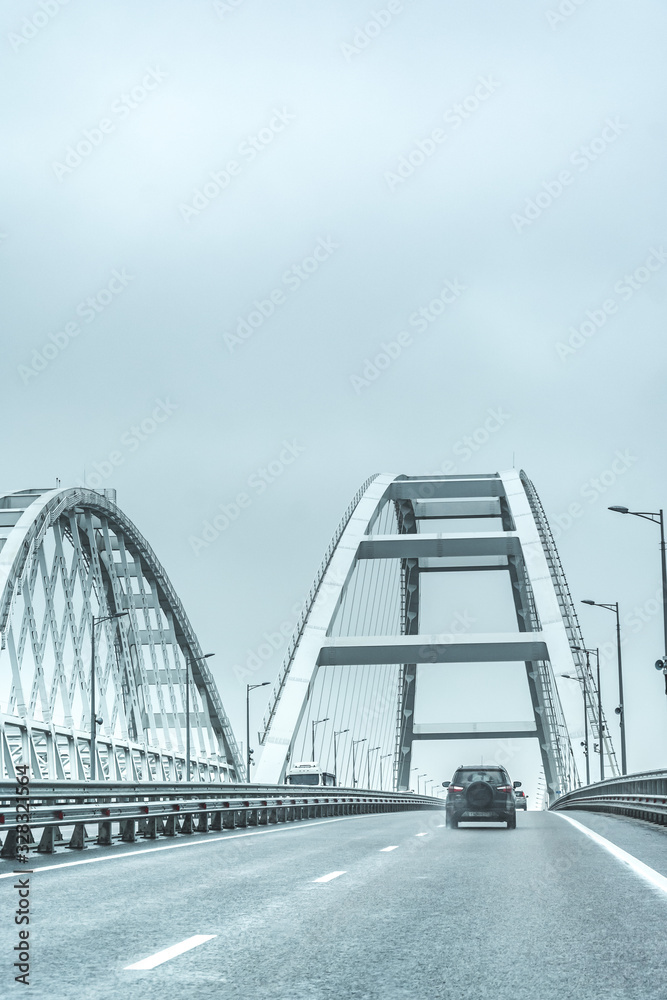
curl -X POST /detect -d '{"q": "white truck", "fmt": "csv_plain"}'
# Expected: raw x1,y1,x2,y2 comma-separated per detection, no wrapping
285,761,336,786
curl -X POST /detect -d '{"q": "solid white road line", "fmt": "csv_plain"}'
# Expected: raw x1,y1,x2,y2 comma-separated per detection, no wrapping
558,813,667,896
0,813,379,880
313,870,346,883
380,846,399,852
125,934,216,970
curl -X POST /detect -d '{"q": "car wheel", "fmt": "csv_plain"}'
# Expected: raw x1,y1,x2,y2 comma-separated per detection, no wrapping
507,814,516,829
446,814,458,829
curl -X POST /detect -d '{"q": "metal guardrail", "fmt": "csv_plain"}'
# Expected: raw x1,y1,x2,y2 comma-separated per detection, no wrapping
0,780,442,860
550,769,667,826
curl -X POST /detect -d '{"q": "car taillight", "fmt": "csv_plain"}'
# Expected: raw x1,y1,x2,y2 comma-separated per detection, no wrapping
447,785,464,793
497,785,512,793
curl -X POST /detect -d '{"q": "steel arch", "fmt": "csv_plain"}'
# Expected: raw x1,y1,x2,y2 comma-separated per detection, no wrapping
0,487,242,782
254,471,618,801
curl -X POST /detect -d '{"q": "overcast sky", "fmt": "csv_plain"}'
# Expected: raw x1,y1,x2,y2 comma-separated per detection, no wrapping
2,0,666,798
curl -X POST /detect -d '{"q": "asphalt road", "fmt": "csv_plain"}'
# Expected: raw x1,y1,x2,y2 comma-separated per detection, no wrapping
3,808,667,999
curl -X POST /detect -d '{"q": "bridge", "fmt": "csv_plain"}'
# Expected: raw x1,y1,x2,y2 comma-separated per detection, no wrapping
1,473,666,998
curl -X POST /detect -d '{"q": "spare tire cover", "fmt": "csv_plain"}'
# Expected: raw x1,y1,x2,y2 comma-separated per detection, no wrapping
466,781,494,809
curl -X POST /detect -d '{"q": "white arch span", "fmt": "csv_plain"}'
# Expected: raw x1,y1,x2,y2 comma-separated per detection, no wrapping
0,487,242,782
255,471,618,800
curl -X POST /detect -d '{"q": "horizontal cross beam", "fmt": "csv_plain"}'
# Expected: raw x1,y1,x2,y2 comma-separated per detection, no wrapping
388,478,504,500
318,632,548,665
357,532,520,560
412,499,502,518
411,729,539,740
412,721,538,740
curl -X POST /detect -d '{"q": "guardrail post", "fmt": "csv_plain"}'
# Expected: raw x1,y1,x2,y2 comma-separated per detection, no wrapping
210,812,222,831
223,810,235,830
196,811,208,833
68,823,87,850
37,826,56,854
181,814,193,835
143,817,158,839
164,815,177,836
97,821,112,846
120,819,135,843
236,810,247,828
1,830,19,858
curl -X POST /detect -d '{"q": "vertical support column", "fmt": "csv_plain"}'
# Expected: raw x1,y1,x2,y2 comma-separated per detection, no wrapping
396,495,420,791
524,661,557,796
507,543,560,798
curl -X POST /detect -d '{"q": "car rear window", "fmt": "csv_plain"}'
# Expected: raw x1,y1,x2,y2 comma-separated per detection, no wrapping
453,769,507,785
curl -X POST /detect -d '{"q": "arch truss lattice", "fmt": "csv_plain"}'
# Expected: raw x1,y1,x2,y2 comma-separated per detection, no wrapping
255,472,618,802
0,487,242,782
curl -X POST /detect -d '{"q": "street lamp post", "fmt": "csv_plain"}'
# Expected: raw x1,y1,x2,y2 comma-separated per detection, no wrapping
90,612,128,780
352,738,366,788
572,646,604,784
594,648,603,780
367,746,381,788
570,646,598,784
333,728,349,786
410,765,418,792
609,506,667,688
574,646,604,781
311,716,330,762
582,599,627,774
380,752,393,792
418,773,427,796
246,681,270,782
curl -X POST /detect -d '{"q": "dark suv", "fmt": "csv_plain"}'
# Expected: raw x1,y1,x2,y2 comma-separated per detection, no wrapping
443,766,521,829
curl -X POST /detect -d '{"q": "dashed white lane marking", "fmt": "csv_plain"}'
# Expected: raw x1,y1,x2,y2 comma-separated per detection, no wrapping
380,846,399,852
313,870,346,883
436,824,446,828
125,935,216,970
415,832,428,837
0,814,378,880
558,813,667,896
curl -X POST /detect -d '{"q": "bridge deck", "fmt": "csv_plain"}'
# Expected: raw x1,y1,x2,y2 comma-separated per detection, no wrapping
9,809,667,999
